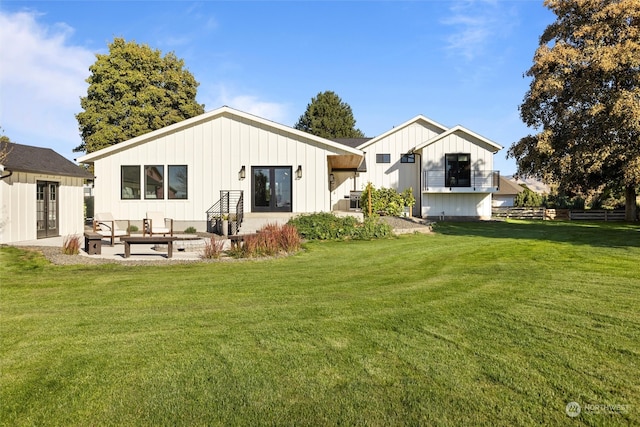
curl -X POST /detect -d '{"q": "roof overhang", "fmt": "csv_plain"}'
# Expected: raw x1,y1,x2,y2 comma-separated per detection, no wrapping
328,154,366,172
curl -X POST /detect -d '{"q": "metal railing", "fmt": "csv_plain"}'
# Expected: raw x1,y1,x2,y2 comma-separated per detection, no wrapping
423,170,499,191
206,190,244,235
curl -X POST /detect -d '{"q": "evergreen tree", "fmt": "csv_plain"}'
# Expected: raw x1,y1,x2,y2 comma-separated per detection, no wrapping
294,91,365,139
75,38,204,153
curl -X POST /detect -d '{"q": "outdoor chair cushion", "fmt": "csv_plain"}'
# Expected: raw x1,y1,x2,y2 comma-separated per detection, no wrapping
144,211,173,236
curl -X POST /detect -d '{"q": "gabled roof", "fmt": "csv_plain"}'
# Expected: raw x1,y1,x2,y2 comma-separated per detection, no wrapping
356,115,449,151
495,176,525,196
413,125,503,153
77,106,364,163
0,142,93,179
332,138,372,149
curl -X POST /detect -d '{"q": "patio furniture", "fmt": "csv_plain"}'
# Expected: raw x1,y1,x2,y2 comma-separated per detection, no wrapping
120,236,178,258
93,212,130,246
84,231,103,255
143,211,174,237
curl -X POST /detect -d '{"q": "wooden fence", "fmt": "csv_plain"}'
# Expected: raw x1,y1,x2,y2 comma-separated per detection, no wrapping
492,207,626,221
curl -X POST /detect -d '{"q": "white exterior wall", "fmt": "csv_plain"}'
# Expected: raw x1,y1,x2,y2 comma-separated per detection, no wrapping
422,193,493,219
91,113,352,224
0,172,86,244
420,131,495,178
343,121,443,216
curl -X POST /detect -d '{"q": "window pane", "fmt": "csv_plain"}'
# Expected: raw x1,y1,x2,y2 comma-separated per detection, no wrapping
168,165,188,199
445,153,471,187
401,154,415,163
376,153,391,163
145,165,164,199
121,166,141,199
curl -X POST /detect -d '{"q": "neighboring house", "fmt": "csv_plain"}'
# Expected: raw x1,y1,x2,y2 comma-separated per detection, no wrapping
0,142,93,244
493,176,526,207
76,106,502,232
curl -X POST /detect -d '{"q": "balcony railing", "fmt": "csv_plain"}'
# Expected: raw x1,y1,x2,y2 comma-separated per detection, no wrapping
423,170,500,191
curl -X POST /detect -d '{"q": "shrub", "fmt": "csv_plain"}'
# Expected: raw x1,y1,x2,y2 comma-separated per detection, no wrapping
353,217,393,240
287,213,392,241
288,212,359,240
231,223,302,258
184,226,197,234
360,183,414,217
128,225,139,233
201,237,225,259
62,235,81,255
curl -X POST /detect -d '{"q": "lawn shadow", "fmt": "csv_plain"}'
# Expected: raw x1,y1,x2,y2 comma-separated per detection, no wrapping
433,220,640,249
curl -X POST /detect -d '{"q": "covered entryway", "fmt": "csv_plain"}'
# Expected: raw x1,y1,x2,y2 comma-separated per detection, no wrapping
251,166,292,212
36,181,59,239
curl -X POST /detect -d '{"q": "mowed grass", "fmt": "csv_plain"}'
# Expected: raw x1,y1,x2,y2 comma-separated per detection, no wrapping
1,220,639,426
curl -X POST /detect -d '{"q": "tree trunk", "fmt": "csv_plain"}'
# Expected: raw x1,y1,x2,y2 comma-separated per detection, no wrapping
625,185,637,221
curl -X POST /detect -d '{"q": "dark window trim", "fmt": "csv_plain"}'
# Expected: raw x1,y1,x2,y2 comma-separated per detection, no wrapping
121,165,141,200
445,153,471,187
401,153,415,163
376,153,391,163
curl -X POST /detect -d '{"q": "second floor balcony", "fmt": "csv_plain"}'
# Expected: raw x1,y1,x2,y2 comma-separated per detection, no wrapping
423,169,500,193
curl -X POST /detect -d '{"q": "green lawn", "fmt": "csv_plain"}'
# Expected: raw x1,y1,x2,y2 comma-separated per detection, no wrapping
1,220,639,426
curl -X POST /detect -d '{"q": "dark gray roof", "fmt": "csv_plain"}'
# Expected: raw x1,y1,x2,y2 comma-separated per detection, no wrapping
332,138,372,149
0,142,93,179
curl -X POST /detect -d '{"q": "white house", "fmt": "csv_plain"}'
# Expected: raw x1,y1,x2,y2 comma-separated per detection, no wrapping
0,142,92,244
76,106,502,233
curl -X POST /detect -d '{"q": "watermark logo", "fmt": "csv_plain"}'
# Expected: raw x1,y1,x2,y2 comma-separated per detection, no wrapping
566,401,630,418
566,402,581,418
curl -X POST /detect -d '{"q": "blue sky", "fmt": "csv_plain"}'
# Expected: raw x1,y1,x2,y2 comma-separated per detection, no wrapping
0,1,555,174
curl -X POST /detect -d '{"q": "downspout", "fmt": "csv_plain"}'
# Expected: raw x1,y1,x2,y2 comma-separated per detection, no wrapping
411,150,422,217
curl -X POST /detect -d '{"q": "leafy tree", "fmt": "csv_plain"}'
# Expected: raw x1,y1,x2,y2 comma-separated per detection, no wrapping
514,187,544,207
508,0,640,221
0,128,13,165
294,91,365,138
76,38,204,153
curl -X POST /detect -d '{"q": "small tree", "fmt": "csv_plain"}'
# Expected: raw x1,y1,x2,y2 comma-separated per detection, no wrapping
294,91,365,139
76,38,204,153
514,187,544,207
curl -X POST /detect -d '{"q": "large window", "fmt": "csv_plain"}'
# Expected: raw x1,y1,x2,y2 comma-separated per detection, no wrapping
168,165,188,199
445,153,471,187
145,165,164,199
121,166,141,199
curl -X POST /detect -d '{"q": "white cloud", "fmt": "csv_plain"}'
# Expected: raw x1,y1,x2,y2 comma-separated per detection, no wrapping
0,10,94,154
442,0,516,61
201,83,292,125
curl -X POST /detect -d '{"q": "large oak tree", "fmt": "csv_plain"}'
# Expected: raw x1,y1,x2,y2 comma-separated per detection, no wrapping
508,0,640,220
294,91,365,139
75,38,204,153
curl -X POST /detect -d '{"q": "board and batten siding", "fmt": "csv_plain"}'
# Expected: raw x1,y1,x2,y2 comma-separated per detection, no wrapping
91,113,350,224
422,193,493,219
420,131,496,175
0,172,85,244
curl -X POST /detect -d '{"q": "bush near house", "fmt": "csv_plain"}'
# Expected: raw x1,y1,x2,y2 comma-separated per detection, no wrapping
360,184,415,217
287,212,392,241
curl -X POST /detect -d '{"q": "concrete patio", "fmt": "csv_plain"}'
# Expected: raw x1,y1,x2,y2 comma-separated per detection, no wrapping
10,234,222,262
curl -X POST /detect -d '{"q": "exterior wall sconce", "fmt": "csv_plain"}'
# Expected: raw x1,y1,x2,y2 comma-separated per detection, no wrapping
329,173,335,183
239,165,246,180
295,165,302,179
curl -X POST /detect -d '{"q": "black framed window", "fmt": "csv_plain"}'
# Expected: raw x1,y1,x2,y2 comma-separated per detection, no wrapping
168,165,188,199
401,153,415,163
445,153,471,187
376,153,391,163
145,165,164,199
121,166,141,199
